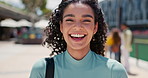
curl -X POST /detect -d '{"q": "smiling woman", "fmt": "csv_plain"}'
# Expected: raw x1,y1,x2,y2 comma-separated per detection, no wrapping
44,0,107,56
30,0,128,78
59,2,100,58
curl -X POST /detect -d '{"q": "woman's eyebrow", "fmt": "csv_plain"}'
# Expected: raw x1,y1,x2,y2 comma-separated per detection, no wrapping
63,14,75,18
63,14,93,18
82,14,93,18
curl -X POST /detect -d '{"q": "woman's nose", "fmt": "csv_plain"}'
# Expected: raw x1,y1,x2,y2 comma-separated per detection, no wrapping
73,22,83,30
75,21,82,27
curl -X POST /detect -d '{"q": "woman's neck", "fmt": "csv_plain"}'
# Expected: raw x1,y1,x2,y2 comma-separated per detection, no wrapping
67,47,90,60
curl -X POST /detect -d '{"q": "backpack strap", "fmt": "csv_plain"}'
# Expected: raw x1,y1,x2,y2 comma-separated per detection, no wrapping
45,57,54,78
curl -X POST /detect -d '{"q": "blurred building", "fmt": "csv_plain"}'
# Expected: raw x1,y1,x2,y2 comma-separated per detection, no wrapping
0,2,43,44
100,0,148,28
100,0,148,61
0,2,39,22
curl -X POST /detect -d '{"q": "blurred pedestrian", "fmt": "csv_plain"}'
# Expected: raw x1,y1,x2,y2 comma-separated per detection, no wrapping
111,28,121,62
30,0,128,78
120,23,133,74
106,28,121,62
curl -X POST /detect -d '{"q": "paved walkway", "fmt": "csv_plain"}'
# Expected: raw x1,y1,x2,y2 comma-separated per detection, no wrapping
128,57,148,78
0,41,148,78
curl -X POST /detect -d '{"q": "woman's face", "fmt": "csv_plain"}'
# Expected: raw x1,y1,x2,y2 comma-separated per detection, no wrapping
60,3,98,51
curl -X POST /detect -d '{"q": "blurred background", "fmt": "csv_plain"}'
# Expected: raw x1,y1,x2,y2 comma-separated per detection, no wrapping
0,0,147,78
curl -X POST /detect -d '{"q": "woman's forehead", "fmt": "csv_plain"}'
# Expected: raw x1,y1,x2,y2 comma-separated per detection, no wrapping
65,2,92,10
63,3,94,17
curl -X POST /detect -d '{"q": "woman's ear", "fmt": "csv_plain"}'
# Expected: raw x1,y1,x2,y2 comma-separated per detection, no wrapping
60,21,63,33
93,22,98,34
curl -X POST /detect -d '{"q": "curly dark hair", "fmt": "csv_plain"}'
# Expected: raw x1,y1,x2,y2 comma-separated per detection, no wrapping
43,0,107,56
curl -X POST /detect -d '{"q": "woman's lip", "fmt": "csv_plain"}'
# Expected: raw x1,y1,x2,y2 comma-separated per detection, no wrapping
68,33,87,41
69,34,86,41
71,37,84,41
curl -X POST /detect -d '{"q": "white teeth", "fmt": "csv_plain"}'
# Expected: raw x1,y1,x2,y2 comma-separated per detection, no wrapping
71,34,85,37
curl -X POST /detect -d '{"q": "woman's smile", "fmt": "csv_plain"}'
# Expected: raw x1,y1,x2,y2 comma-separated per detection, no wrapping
69,33,87,41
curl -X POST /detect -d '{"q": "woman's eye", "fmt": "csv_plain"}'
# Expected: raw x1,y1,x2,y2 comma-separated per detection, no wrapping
82,20,91,23
65,19,74,22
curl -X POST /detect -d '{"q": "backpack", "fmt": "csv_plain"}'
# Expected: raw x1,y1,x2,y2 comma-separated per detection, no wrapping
45,58,54,78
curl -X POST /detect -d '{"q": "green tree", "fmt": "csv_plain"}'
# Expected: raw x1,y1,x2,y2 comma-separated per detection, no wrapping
22,0,51,18
22,0,52,27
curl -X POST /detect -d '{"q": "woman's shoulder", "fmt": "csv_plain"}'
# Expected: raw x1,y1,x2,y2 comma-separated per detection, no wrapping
94,54,128,77
30,58,47,78
110,60,128,77
94,53,126,71
32,58,46,69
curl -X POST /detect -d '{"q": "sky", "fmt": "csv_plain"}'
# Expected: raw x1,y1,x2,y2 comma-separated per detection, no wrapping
0,0,104,10
0,0,25,9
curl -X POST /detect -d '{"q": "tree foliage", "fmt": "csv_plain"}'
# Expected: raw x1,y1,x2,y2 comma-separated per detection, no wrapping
22,0,51,18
